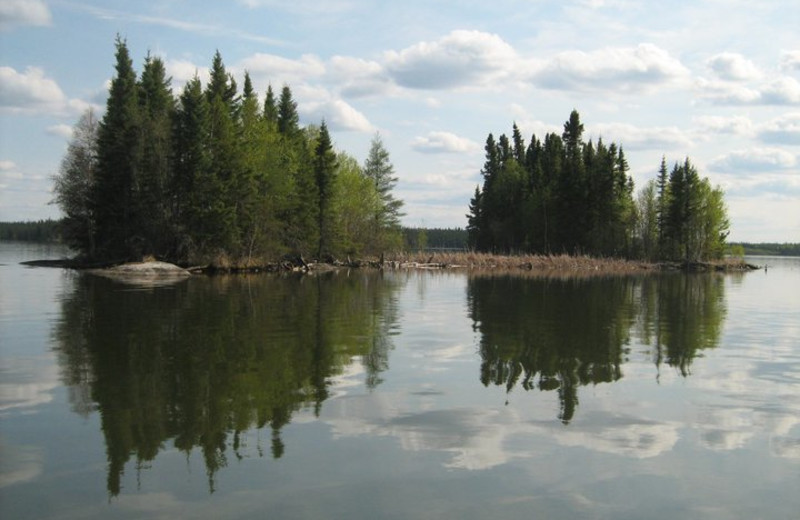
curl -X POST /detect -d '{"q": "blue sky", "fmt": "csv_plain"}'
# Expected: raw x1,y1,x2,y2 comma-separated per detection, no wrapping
1,0,799,242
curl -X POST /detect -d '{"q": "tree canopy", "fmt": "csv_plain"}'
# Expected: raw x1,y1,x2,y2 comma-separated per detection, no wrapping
51,39,404,265
467,111,729,261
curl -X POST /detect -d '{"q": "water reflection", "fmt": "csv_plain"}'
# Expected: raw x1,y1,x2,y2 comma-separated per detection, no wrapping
636,274,727,377
468,273,727,422
51,269,731,496
52,271,400,495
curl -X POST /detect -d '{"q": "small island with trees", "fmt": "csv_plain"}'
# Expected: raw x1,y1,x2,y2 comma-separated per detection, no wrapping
34,38,762,273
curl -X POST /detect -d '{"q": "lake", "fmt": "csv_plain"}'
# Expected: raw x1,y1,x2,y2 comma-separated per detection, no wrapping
1,241,798,519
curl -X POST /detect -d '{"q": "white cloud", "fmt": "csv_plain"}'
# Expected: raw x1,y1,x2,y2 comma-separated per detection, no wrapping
0,160,16,170
0,66,94,117
697,76,800,106
706,53,762,81
0,0,51,29
239,53,325,85
532,43,689,93
693,115,754,137
695,78,762,104
761,77,800,105
411,131,481,154
592,122,692,150
46,124,74,139
0,66,66,113
329,56,390,98
384,30,517,89
295,86,373,132
165,59,210,88
709,148,797,174
779,50,800,72
309,99,374,133
756,113,800,145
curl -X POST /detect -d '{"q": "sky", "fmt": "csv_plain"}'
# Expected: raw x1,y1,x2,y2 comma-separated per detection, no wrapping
1,0,799,242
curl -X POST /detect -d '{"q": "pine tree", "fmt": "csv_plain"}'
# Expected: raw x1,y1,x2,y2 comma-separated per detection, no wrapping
363,133,404,250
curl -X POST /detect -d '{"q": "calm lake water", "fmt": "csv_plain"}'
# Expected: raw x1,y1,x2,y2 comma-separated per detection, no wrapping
1,241,798,519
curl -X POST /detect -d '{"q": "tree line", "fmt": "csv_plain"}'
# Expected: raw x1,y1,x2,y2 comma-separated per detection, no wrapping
52,38,403,265
0,219,60,242
467,110,730,261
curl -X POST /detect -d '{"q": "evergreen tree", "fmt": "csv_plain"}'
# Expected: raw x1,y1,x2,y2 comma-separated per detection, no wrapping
466,186,482,250
263,84,278,130
363,133,404,250
237,71,267,260
137,53,174,256
92,36,142,260
277,85,300,137
172,76,212,257
203,51,240,254
314,121,337,258
558,109,587,252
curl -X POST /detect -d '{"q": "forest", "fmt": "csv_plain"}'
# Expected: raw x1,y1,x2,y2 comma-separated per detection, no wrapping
52,38,403,265
467,111,731,262
49,39,734,266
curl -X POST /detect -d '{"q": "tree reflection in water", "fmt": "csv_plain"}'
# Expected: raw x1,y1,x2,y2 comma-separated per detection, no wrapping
467,273,727,423
52,271,400,495
52,269,727,496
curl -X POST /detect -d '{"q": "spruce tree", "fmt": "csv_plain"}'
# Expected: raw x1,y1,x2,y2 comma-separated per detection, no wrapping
314,121,337,258
172,76,211,257
137,53,174,256
263,85,278,130
277,85,300,137
92,36,141,260
204,51,240,254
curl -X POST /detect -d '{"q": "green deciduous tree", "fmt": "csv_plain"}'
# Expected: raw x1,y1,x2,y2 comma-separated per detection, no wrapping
52,109,99,255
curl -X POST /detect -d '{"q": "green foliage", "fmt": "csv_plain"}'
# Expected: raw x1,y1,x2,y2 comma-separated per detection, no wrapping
314,121,337,257
52,40,405,264
51,110,99,253
468,111,730,262
92,36,142,260
363,133,404,231
52,271,401,495
647,158,729,262
467,112,636,256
